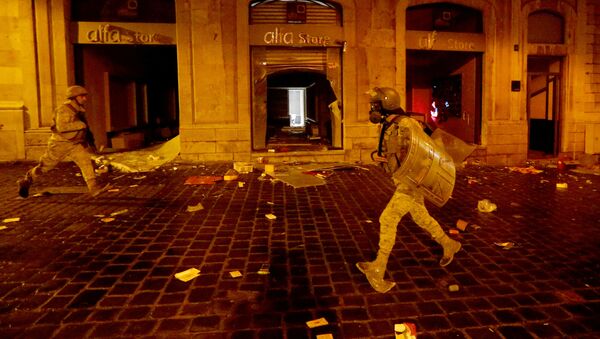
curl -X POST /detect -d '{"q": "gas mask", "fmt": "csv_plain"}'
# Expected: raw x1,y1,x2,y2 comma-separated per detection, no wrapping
369,101,387,124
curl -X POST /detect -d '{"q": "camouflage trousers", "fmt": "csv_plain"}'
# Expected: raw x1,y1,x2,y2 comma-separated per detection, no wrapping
26,137,95,186
378,188,446,254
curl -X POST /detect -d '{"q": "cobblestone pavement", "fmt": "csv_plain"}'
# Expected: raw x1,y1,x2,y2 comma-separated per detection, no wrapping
0,160,598,339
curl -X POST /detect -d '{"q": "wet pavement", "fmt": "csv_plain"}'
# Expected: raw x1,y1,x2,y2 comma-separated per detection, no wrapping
0,160,598,339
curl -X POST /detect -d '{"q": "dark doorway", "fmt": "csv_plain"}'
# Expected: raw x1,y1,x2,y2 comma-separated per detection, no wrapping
527,56,562,157
74,45,179,150
406,50,482,144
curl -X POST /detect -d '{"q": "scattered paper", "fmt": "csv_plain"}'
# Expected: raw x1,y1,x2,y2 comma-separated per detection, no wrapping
448,284,460,292
258,264,270,275
265,214,277,220
0,226,7,231
556,183,568,189
133,176,146,180
316,334,333,339
306,317,328,328
2,218,20,223
187,203,204,212
108,188,120,193
508,166,543,174
449,229,460,235
495,242,515,250
110,209,128,216
229,271,242,278
129,184,139,188
101,218,115,223
175,268,201,282
238,182,245,188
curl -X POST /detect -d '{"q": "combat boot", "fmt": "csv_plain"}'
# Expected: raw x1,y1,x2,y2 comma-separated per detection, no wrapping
437,235,461,267
356,252,396,293
17,177,32,198
88,179,112,197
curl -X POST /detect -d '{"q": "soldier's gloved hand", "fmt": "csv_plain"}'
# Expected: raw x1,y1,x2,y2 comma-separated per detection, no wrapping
370,151,388,163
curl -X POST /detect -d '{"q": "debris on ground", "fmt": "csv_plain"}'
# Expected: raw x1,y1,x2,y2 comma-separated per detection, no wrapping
306,317,328,328
394,322,417,339
448,284,460,292
508,166,543,174
257,264,270,275
92,136,180,173
229,271,242,278
495,242,515,250
187,203,204,212
184,176,223,185
223,169,239,181
316,334,333,339
101,217,115,223
110,209,128,216
265,213,277,220
175,268,201,282
477,199,497,212
2,217,20,223
0,226,7,231
234,162,254,173
556,182,568,189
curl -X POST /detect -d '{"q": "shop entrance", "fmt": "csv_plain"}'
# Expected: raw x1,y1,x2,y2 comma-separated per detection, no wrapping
527,56,562,157
74,45,179,151
251,47,342,151
406,50,482,144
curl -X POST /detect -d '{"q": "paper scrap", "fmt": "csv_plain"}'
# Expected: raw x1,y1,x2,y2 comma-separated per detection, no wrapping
238,182,245,188
495,242,515,250
108,188,120,192
0,226,7,231
449,229,460,235
94,214,106,218
133,176,146,180
175,268,201,282
258,264,270,275
2,218,20,223
229,271,242,278
187,203,204,212
306,317,328,328
316,334,333,339
556,183,568,189
110,209,128,216
265,214,277,220
101,218,115,223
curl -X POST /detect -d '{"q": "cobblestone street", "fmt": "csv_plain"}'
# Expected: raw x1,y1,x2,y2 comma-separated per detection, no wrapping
0,160,598,338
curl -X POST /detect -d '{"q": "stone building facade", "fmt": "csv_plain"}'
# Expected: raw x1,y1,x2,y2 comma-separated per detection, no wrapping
0,0,599,165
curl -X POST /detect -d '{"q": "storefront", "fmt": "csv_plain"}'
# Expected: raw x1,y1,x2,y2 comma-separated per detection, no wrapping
1,0,598,164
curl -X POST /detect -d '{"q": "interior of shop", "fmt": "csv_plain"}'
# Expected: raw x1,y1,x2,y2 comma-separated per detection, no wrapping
75,45,179,151
406,50,482,145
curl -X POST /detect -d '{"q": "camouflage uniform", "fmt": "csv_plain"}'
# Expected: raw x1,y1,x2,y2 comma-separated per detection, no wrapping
357,116,461,293
18,90,108,197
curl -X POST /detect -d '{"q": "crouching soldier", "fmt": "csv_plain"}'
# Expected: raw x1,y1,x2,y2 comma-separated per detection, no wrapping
17,85,110,198
356,87,461,293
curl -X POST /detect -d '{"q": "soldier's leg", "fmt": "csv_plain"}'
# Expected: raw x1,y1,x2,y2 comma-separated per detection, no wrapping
18,140,64,197
356,190,412,293
409,195,461,267
69,145,110,196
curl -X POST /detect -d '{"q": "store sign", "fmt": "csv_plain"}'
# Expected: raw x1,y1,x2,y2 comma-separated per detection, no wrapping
263,27,330,46
71,22,175,45
406,31,485,52
250,25,343,47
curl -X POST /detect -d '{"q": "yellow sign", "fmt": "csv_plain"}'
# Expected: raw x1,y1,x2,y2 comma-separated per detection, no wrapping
250,24,343,47
72,22,175,45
